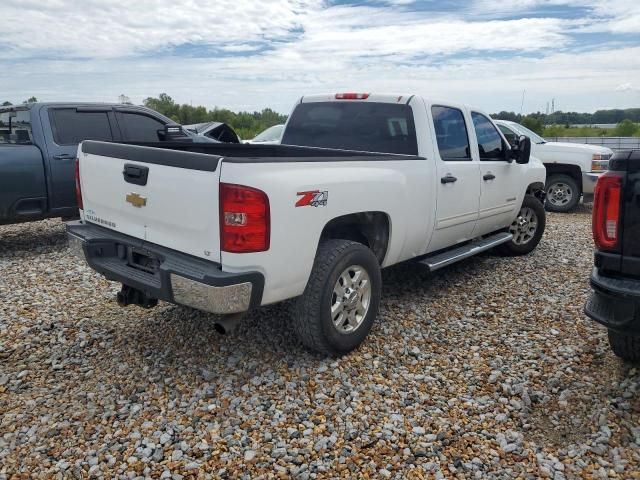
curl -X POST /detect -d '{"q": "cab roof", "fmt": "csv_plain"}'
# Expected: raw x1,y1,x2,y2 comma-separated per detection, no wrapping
297,93,487,115
300,93,414,104
0,102,152,114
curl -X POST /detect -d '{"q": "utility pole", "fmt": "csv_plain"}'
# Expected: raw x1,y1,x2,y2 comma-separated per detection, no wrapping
519,90,526,116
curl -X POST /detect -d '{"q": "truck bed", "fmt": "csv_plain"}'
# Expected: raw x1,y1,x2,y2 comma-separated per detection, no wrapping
83,140,423,164
77,140,422,266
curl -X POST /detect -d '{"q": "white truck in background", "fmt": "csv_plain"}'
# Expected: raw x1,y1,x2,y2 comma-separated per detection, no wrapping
494,120,613,212
68,93,547,355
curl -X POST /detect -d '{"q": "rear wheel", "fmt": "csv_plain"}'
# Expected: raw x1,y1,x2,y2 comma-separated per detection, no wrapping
497,194,546,256
608,330,640,362
545,174,581,212
293,239,381,356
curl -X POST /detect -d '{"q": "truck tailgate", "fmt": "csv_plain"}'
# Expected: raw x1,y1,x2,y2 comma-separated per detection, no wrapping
78,141,222,262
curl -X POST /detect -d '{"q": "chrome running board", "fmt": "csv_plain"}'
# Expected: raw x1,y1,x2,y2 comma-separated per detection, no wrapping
419,232,513,272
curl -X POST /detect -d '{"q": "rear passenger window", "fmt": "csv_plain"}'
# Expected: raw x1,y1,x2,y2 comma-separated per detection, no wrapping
431,106,471,160
472,112,505,160
116,112,165,142
50,109,114,145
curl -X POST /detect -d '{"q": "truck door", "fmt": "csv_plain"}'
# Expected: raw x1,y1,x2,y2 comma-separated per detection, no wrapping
427,105,480,252
0,108,47,221
470,112,521,236
41,107,116,212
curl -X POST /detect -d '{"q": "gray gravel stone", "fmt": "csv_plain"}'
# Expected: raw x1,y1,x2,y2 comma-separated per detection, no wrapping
1,208,639,478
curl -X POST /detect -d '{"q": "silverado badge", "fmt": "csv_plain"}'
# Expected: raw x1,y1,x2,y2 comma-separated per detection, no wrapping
126,193,147,208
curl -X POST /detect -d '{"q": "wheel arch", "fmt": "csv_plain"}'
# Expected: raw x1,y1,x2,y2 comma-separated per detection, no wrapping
526,181,546,203
319,211,391,264
544,164,583,190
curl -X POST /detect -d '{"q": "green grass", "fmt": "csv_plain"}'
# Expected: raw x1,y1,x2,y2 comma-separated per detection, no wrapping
542,124,640,137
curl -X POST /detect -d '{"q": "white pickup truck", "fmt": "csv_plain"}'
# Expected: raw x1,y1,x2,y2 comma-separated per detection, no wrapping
67,93,547,355
494,120,613,212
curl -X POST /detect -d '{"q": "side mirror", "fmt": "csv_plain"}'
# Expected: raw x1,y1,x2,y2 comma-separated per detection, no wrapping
503,133,518,148
511,135,531,164
159,125,191,142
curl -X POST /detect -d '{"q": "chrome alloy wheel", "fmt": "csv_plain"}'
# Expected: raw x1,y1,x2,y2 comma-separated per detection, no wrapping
509,207,539,245
547,182,574,207
331,265,372,334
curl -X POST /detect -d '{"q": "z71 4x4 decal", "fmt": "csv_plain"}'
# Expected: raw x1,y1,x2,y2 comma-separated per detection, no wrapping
296,190,328,207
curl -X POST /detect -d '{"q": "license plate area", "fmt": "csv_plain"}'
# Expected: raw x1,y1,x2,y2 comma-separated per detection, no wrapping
119,245,160,274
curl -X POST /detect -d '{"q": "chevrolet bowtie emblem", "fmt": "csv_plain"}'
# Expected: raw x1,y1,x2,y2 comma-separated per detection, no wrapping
126,193,147,208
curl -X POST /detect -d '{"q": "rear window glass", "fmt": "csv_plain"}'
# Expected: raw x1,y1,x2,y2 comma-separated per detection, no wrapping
0,109,33,144
282,102,418,155
50,109,114,145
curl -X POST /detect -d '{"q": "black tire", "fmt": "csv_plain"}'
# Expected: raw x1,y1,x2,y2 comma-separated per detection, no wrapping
293,239,381,356
545,174,581,212
497,194,546,256
608,330,640,362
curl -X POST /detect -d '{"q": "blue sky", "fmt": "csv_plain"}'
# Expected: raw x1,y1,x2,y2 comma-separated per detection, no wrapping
0,0,639,114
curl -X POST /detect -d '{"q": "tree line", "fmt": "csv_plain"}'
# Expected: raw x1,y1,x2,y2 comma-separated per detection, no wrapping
492,108,640,125
492,108,640,137
3,95,639,138
143,93,287,139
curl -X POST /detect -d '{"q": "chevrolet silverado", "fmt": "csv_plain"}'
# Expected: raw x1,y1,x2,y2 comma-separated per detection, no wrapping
67,93,547,355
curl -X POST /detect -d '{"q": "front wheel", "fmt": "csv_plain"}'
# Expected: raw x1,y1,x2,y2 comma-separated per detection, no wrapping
497,194,546,256
293,239,381,356
545,174,581,212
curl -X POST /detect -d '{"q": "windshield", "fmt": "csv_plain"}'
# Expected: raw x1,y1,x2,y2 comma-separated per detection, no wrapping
252,124,284,142
0,109,33,144
511,123,546,144
282,102,418,155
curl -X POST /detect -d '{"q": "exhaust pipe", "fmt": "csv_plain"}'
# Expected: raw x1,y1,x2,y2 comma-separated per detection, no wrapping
214,313,245,335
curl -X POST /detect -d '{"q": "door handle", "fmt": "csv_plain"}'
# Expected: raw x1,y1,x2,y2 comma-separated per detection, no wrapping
441,174,458,184
483,173,496,181
53,154,75,160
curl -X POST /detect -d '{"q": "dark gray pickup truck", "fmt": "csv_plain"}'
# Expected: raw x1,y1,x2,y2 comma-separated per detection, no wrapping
585,150,640,361
0,102,199,226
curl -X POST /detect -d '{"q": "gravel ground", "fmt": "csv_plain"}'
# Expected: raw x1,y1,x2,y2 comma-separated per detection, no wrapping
1,206,638,479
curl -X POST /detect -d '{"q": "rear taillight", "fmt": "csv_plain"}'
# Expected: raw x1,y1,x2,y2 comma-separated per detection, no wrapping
74,158,83,210
335,93,370,100
592,171,623,251
220,183,270,253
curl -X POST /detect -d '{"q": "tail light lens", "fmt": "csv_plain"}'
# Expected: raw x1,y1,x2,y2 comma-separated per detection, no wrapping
220,183,270,253
74,158,83,210
592,171,623,251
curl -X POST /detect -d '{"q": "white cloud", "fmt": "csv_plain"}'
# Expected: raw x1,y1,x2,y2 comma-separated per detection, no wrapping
0,0,638,113
0,0,322,58
3,44,638,114
0,0,575,59
616,83,640,92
